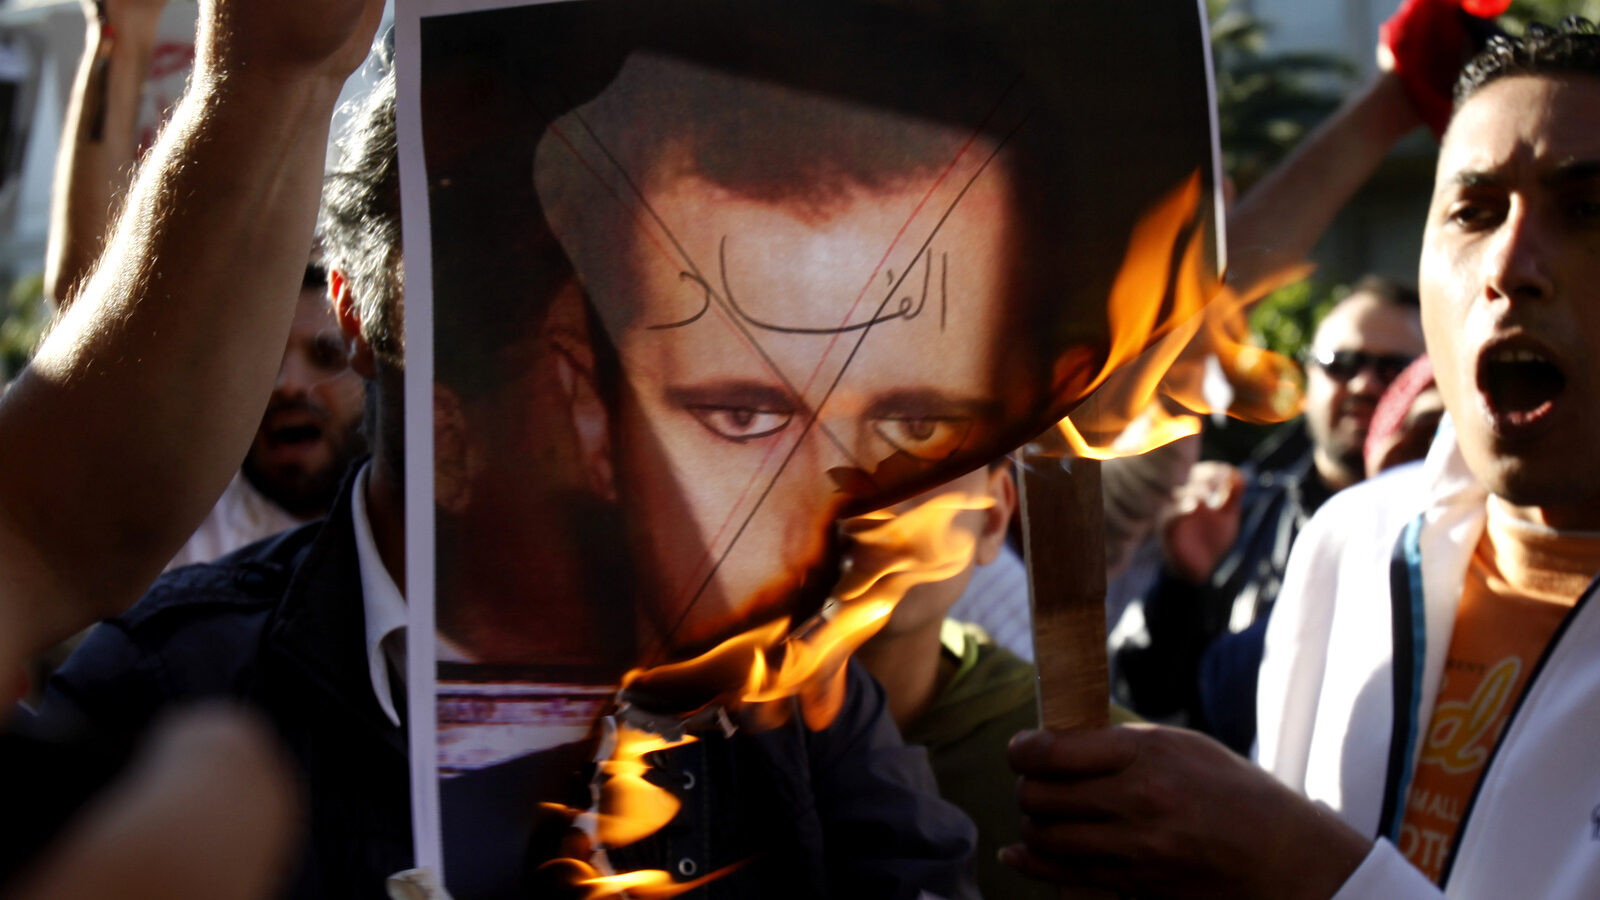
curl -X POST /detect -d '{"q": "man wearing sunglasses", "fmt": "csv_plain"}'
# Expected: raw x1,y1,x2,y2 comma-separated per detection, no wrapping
1116,279,1423,751
1303,279,1427,496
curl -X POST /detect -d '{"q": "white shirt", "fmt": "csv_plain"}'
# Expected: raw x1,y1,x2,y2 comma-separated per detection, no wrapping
166,472,309,570
351,463,408,727
947,544,1034,661
1258,419,1600,899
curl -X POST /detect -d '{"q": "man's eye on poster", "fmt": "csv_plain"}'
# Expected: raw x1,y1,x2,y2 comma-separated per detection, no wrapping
394,0,1253,896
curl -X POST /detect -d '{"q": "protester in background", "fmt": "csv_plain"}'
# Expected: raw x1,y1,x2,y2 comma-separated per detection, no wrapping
853,462,1048,900
2,0,386,895
949,432,1199,663
945,540,1033,659
33,68,435,900
1363,354,1443,477
42,0,168,309
1301,281,1427,494
43,0,367,572
5,0,382,720
1115,280,1423,752
854,460,1140,900
166,260,367,569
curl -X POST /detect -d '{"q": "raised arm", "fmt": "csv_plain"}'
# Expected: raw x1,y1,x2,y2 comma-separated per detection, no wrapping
1223,72,1420,300
0,0,385,668
1224,0,1508,298
43,0,169,310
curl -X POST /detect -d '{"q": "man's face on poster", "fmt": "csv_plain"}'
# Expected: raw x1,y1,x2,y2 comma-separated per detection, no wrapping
535,57,1039,655
608,166,1030,652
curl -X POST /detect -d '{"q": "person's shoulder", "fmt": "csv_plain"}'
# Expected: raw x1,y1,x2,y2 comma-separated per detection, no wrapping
1263,461,1431,614
116,521,322,634
40,522,325,734
958,623,1034,686
958,636,1038,729
906,623,1036,747
1300,460,1429,548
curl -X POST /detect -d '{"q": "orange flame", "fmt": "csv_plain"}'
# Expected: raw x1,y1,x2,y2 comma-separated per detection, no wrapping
551,492,990,893
1057,170,1306,459
585,725,698,847
550,170,1308,895
542,858,744,899
745,492,991,729
536,726,699,861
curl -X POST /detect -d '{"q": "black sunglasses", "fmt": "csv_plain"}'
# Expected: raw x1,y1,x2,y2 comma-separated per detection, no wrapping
1308,350,1414,385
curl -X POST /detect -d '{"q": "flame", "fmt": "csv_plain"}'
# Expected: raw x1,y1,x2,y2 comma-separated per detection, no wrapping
542,858,744,899
548,170,1310,895
1057,170,1306,459
536,726,698,855
549,491,990,893
587,726,698,847
607,492,988,729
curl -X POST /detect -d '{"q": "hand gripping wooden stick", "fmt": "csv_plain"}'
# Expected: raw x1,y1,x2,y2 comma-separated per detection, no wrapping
1020,433,1108,732
1019,427,1116,900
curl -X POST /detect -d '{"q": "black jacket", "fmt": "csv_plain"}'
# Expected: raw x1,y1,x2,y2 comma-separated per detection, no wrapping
35,475,974,899
39,487,411,898
440,660,977,900
1113,450,1332,753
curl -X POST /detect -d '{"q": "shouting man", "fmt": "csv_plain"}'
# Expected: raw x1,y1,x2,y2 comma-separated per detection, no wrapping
1009,18,1600,900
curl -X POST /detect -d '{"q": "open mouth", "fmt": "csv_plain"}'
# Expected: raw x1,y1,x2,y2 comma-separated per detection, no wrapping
1479,346,1566,430
263,421,325,449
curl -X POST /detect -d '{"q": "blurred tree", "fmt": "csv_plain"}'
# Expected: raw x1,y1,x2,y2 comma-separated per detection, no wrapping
1247,278,1341,364
1206,1,1354,461
1,270,47,383
1501,0,1600,31
1209,0,1355,195
1224,0,1598,377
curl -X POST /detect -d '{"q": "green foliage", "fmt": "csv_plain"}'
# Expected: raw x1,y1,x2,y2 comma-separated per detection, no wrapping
1,271,49,383
1247,278,1341,364
1501,0,1600,33
1207,1,1356,374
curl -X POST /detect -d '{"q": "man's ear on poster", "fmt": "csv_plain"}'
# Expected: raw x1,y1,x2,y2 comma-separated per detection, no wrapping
545,284,617,504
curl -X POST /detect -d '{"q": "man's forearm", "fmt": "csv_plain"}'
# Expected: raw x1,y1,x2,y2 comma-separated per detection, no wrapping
43,10,162,308
1226,73,1421,299
0,9,375,661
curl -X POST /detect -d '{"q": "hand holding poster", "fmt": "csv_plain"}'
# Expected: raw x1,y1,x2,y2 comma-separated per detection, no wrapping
392,1,1236,895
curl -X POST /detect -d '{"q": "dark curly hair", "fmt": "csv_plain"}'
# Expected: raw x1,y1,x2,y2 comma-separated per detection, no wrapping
1455,16,1600,108
320,66,403,368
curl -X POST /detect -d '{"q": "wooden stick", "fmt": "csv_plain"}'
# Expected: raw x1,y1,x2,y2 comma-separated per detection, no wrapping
1019,431,1115,900
1021,444,1109,731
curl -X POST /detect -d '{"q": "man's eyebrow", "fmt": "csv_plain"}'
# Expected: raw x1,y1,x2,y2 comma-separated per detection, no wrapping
1450,169,1501,189
1547,159,1600,186
1449,160,1600,189
664,380,796,410
862,388,1003,420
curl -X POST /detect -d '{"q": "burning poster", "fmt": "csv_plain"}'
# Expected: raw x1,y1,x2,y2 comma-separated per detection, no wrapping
394,0,1225,895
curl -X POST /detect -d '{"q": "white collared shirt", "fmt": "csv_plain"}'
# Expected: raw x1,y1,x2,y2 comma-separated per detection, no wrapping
351,463,408,727
166,472,310,571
